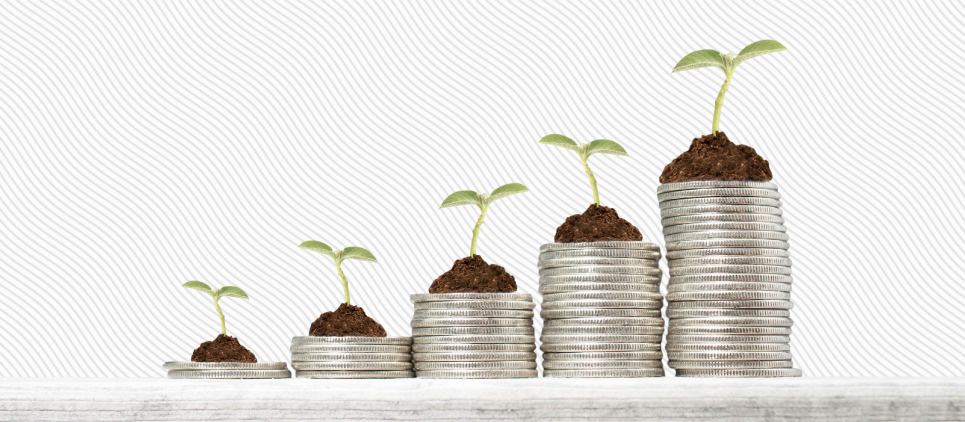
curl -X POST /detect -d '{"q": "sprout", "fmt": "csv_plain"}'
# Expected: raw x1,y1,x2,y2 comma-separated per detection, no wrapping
441,183,528,256
539,135,628,206
673,39,786,134
182,281,249,336
299,241,376,305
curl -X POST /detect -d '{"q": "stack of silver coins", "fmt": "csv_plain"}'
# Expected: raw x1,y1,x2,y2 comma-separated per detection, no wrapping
538,241,666,378
290,336,414,379
658,180,801,377
410,293,538,378
163,361,291,379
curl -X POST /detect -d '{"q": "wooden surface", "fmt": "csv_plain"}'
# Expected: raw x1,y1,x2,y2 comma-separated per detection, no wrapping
1,377,963,421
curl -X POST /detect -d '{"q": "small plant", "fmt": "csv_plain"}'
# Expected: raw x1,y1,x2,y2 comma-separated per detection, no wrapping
299,241,376,305
673,39,786,134
441,183,528,256
182,281,249,336
539,134,628,205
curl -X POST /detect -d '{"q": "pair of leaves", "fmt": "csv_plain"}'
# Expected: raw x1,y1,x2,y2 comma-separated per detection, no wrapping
441,182,528,209
672,39,786,73
539,134,627,160
182,280,249,300
299,240,376,264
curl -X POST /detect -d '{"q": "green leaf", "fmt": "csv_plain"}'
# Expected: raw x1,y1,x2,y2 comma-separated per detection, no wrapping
673,49,725,72
488,182,528,203
441,190,482,208
737,39,786,64
182,280,213,294
299,240,335,257
215,285,249,300
539,134,579,151
586,139,628,157
341,246,376,262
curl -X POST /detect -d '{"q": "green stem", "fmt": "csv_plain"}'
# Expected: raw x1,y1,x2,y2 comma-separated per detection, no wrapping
336,259,351,305
582,157,599,205
713,63,735,135
213,296,226,336
470,204,488,256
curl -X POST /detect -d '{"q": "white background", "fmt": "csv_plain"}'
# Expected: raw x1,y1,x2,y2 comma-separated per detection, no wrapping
1,0,964,377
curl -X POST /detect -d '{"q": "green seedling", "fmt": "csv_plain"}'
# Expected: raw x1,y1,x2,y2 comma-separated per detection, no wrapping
299,241,376,305
673,39,786,134
182,281,249,336
441,183,528,256
539,134,628,205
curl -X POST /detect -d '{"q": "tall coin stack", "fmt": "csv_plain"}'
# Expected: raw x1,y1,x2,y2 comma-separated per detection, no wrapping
658,181,801,377
410,293,538,379
538,241,665,378
290,336,414,379
163,361,291,379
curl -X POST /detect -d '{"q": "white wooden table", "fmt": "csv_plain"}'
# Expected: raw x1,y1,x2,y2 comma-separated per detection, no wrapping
1,378,962,421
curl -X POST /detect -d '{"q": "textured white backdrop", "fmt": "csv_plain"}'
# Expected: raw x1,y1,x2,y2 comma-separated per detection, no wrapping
1,0,964,377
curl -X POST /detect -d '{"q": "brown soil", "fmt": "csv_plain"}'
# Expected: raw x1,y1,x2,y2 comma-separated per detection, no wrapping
429,255,517,293
309,303,387,337
554,204,643,243
191,334,257,362
660,132,772,183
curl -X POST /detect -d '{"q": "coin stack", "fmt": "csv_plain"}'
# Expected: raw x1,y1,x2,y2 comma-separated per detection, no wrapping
410,293,538,378
658,180,801,377
163,361,291,379
290,336,414,379
538,241,666,378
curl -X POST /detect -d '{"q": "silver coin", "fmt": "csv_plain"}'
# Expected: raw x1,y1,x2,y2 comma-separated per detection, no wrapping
414,300,534,311
541,325,664,336
670,274,793,284
540,334,662,344
661,205,783,218
290,344,412,354
539,266,662,277
412,351,536,362
668,282,791,293
669,299,792,309
411,317,533,328
667,291,791,302
540,282,660,294
290,352,412,362
668,308,790,318
665,231,790,244
540,241,661,252
542,351,664,361
541,308,661,319
292,361,413,371
410,293,533,303
416,369,537,379
674,368,801,377
413,309,534,319
663,213,785,227
671,265,792,277
412,343,535,353
658,188,782,201
664,223,786,237
669,317,793,327
413,334,535,345
668,326,792,335
670,360,793,370
666,247,790,259
660,197,782,209
541,342,662,353
541,299,664,310
541,291,663,302
544,360,663,370
541,274,662,285
539,257,659,269
291,336,412,346
544,317,665,327
162,361,288,371
412,326,534,336
669,256,792,267
667,343,790,352
657,181,779,194
667,334,790,344
414,361,536,371
295,370,414,379
540,249,662,260
668,351,792,361
668,239,790,250
544,368,664,378
167,369,291,379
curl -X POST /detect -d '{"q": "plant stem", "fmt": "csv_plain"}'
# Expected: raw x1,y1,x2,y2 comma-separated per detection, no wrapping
336,259,351,305
470,204,488,256
213,296,226,336
582,157,599,205
713,62,735,135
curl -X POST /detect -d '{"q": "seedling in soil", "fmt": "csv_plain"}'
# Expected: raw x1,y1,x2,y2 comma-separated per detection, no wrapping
299,241,376,306
539,134,628,205
673,39,786,134
182,281,249,336
441,183,528,256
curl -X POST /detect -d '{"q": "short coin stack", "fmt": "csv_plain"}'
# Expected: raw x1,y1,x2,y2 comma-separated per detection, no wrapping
410,293,538,378
163,361,291,379
658,180,801,377
290,336,414,379
538,241,666,378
